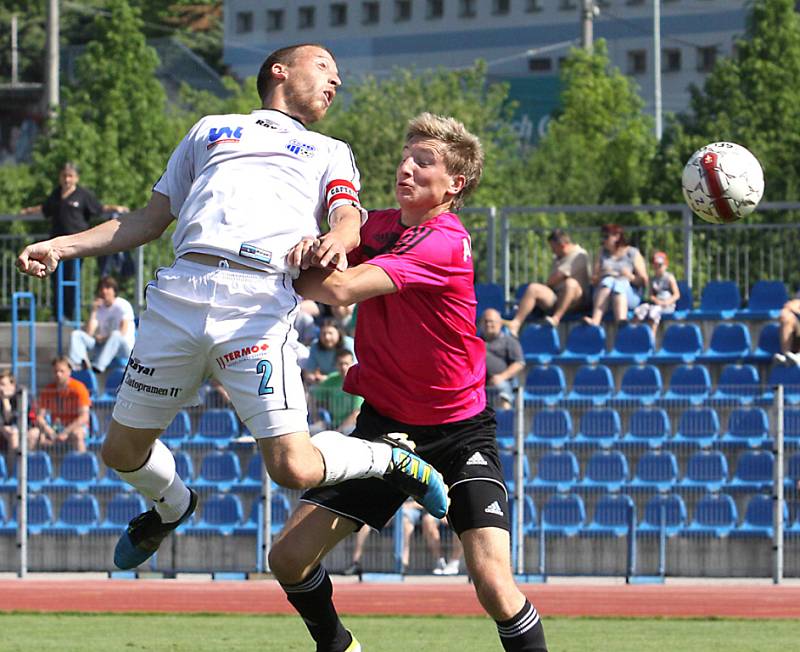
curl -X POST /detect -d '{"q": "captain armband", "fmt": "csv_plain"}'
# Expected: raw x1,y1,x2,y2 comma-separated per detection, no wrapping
326,179,368,226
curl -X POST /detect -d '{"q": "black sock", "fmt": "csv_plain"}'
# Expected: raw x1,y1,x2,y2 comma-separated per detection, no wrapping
496,600,547,651
281,565,351,652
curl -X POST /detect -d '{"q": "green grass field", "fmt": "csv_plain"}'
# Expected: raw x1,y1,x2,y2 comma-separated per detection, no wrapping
1,613,798,651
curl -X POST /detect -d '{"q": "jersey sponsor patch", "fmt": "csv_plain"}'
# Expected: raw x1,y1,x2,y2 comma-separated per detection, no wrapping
216,342,270,369
239,243,272,264
286,139,316,158
207,126,243,149
325,179,360,208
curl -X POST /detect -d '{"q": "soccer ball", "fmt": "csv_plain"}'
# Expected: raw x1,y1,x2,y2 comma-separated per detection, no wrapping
681,142,764,224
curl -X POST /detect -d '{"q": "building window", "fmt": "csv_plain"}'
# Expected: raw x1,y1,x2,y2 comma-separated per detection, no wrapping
697,45,718,72
298,6,315,29
235,11,253,33
427,0,444,19
528,57,552,73
627,49,646,75
266,9,284,32
559,0,577,10
493,0,510,14
459,0,477,18
663,48,681,72
330,3,347,26
525,0,543,11
362,1,380,24
395,0,412,21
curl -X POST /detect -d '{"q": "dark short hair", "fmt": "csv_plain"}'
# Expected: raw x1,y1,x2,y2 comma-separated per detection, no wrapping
96,275,119,294
61,161,80,175
547,228,571,245
334,348,354,361
256,43,335,102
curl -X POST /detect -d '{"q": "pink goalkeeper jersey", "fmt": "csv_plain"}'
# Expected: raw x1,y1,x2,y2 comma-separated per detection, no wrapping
342,208,487,425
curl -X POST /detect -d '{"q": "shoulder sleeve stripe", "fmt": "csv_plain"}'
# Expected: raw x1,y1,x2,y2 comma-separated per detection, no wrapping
393,226,433,255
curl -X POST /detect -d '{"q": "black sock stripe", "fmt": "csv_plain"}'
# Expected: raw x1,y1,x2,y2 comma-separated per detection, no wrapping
281,565,326,594
497,602,540,638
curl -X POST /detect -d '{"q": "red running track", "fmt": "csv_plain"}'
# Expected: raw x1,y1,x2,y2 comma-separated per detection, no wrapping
0,579,798,619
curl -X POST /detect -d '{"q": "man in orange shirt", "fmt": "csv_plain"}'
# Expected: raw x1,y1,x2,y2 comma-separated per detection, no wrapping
35,356,91,452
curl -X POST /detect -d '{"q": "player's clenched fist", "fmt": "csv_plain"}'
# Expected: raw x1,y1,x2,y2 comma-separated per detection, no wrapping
16,241,62,278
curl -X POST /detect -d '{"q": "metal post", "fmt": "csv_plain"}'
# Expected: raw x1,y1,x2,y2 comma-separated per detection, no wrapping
625,500,636,582
653,0,662,140
501,210,511,306
774,384,784,585
581,0,595,53
18,387,28,578
45,0,59,117
658,503,666,578
11,14,19,86
514,386,525,574
681,206,693,288
486,206,497,285
261,463,272,573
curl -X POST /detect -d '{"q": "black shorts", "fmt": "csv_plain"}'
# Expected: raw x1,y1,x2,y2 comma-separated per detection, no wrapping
302,403,510,535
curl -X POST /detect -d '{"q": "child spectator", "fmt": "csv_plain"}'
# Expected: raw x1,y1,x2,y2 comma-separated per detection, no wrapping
632,251,680,338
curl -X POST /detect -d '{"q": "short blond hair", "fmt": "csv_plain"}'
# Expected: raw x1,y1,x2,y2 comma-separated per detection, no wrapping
405,113,483,211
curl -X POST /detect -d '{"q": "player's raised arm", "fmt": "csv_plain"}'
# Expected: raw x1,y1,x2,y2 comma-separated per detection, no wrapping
16,192,174,278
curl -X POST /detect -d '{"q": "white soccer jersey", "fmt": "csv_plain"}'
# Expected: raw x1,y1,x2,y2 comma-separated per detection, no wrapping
154,109,364,274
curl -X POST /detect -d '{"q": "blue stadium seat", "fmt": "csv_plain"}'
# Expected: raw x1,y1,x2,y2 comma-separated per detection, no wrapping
508,494,538,536
47,451,100,493
787,452,800,491
654,324,704,364
20,493,54,534
495,408,515,449
0,456,7,487
9,451,54,492
234,492,291,536
682,493,738,538
670,407,720,448
581,494,635,537
622,408,670,448
71,368,99,399
576,450,628,492
661,280,693,321
185,408,240,449
627,450,679,492
660,364,712,406
727,450,774,492
762,365,800,405
720,407,769,448
699,323,752,363
559,324,606,364
92,493,147,534
185,493,243,536
566,364,614,405
100,368,126,400
173,451,194,484
161,410,193,449
690,281,741,320
572,408,621,448
747,323,781,363
613,365,663,406
737,280,788,320
603,324,654,365
523,365,566,405
525,408,572,447
541,493,585,537
731,494,788,539
679,450,728,492
529,450,579,492
709,364,761,405
235,454,266,495
785,409,800,446
499,450,531,492
45,493,101,535
90,465,128,496
519,324,560,364
0,499,8,535
638,493,687,536
193,451,242,492
475,283,505,318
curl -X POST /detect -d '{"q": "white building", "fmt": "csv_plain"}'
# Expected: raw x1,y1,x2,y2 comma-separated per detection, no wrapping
222,1,749,140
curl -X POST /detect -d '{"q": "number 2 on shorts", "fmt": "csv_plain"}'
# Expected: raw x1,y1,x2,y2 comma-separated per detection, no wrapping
256,359,274,396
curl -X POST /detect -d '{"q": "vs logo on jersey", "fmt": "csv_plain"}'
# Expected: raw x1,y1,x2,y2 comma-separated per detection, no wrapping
207,126,243,149
286,139,316,158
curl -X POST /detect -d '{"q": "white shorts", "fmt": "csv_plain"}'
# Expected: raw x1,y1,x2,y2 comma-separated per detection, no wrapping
112,258,308,438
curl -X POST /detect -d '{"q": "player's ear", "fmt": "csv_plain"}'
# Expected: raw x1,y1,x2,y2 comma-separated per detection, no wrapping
271,62,289,81
448,174,466,196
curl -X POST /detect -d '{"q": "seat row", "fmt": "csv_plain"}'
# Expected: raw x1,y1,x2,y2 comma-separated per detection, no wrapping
0,491,289,537
523,362,800,406
498,448,791,494
477,279,790,324
520,321,785,366
518,491,797,539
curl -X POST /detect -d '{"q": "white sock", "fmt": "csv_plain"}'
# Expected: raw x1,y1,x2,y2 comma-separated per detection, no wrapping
311,430,392,485
116,439,191,523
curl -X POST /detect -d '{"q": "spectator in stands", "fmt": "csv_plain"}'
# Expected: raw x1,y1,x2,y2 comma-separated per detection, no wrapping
67,276,136,373
35,356,91,453
775,292,800,365
632,251,680,338
293,298,321,367
481,308,525,410
302,318,355,385
310,349,363,434
0,370,40,468
21,162,128,319
584,223,648,327
505,228,591,334
402,500,463,575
